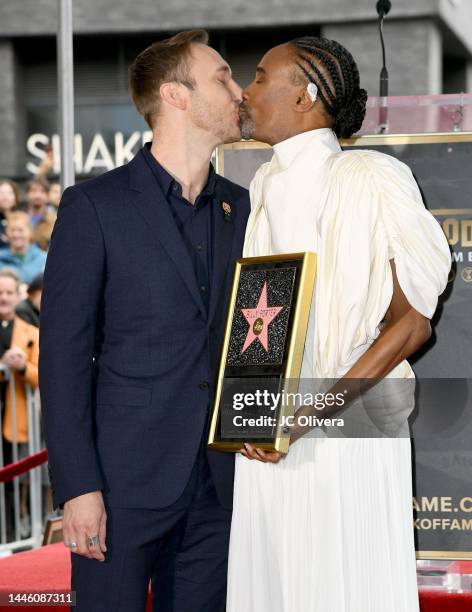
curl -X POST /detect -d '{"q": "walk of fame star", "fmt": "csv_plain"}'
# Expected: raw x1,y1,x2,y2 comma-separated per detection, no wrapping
240,281,283,354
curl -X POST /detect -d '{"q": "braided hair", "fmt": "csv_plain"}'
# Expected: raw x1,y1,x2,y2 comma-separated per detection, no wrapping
289,36,368,139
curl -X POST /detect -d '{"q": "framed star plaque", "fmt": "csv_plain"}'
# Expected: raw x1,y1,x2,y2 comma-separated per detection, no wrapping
208,252,317,453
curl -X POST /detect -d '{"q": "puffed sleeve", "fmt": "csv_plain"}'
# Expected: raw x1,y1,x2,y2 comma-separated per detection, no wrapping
312,149,451,378
367,150,451,318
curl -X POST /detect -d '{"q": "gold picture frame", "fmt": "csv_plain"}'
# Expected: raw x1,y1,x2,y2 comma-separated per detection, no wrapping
208,252,317,454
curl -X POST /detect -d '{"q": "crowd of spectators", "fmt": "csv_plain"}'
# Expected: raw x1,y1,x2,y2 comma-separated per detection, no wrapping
0,160,60,541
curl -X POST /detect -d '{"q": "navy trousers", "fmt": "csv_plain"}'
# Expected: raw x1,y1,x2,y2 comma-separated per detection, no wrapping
71,442,232,611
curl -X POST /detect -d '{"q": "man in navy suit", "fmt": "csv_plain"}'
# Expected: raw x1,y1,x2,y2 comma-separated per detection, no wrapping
39,30,249,611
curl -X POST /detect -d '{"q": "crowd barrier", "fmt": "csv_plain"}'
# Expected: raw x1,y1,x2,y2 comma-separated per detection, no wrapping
0,365,46,555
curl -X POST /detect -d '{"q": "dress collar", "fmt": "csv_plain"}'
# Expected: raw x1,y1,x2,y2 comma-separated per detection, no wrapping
272,128,339,170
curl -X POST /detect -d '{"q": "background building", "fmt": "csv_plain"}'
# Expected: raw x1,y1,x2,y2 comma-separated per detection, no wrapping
1,0,471,180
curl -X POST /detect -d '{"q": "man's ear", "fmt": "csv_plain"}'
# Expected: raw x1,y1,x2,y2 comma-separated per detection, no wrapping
294,87,315,114
159,82,188,111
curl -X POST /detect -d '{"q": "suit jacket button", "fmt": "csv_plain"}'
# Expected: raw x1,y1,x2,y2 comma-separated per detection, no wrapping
198,381,209,390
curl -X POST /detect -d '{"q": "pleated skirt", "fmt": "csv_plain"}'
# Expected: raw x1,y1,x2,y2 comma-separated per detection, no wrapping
227,437,419,612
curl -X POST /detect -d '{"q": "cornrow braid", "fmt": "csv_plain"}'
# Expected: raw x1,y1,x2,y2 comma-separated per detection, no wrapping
301,48,344,112
315,49,345,113
296,58,336,116
290,36,368,139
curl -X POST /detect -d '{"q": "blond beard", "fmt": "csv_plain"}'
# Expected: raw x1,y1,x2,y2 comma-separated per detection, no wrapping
189,90,240,144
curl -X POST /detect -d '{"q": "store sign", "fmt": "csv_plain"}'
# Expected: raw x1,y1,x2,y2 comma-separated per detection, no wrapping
26,131,153,175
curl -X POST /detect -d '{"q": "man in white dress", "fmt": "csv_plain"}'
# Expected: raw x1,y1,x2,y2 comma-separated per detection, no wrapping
227,37,451,612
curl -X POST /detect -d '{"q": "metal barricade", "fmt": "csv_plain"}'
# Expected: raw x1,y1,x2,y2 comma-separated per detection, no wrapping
0,365,44,555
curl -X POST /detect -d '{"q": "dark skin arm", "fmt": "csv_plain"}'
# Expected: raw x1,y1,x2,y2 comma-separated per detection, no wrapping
241,260,431,463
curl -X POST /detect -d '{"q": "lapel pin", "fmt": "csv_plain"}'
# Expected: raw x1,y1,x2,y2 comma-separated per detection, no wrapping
222,201,232,222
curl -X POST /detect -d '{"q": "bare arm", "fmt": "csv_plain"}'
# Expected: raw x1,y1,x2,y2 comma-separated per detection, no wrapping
243,259,431,461
344,260,430,380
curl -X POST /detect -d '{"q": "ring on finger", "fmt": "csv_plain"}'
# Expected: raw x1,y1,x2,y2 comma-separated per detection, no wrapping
87,534,100,548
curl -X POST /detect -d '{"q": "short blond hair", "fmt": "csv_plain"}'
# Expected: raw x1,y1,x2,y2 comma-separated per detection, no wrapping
7,211,33,232
0,268,21,292
129,29,209,128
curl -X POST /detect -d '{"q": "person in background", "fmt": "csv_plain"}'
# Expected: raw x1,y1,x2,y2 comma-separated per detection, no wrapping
34,145,62,215
25,179,56,251
0,179,20,248
14,270,50,517
16,273,42,328
36,144,54,180
0,268,39,538
48,182,62,211
25,178,50,224
0,212,47,285
35,146,62,210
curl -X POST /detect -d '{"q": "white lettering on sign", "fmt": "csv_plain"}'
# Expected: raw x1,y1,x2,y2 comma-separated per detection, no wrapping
83,134,115,174
26,131,153,176
115,132,142,166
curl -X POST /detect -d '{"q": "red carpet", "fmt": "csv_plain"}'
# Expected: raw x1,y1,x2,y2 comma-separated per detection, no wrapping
0,544,151,611
420,590,472,612
0,543,471,611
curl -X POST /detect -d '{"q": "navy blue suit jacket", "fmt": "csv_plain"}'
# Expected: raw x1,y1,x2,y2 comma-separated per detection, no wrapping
39,148,250,510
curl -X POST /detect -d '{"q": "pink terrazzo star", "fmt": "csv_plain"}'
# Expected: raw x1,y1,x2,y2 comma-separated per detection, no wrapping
240,281,283,354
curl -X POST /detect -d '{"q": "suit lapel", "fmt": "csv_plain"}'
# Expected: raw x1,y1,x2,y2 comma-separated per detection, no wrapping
208,179,236,324
128,153,207,319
